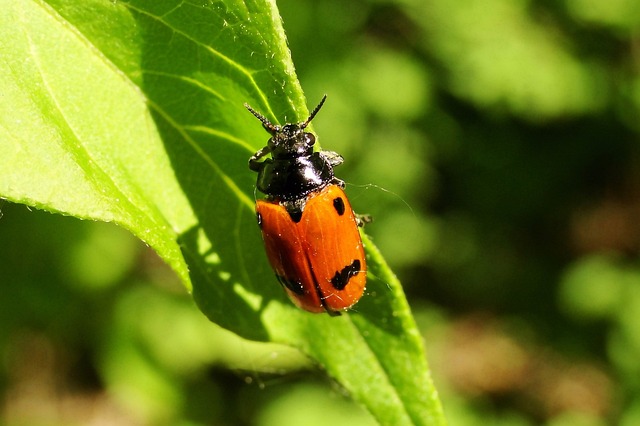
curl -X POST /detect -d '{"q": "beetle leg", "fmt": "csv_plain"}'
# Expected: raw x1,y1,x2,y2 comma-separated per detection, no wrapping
249,145,272,171
320,150,344,167
355,213,373,228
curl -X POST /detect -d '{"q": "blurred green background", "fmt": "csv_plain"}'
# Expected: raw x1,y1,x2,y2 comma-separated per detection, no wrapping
3,0,640,424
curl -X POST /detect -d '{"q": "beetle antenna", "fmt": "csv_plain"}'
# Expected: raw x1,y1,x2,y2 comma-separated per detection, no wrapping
244,103,279,134
301,95,327,128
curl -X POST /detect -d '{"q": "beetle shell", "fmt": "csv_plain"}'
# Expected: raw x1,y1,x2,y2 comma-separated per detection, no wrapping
256,184,366,314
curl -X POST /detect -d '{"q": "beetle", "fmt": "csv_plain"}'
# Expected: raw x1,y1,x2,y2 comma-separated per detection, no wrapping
246,96,366,315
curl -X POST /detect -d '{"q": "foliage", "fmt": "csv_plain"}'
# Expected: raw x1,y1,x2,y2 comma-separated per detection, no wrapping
1,0,442,425
3,0,640,424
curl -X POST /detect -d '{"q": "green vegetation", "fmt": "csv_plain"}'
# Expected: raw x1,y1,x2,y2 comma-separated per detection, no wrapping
2,0,639,424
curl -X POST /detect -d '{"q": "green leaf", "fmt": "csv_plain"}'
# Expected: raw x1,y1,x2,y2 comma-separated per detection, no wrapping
0,0,445,424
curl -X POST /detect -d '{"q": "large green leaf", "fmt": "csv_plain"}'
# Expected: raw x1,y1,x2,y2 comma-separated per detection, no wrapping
0,0,445,424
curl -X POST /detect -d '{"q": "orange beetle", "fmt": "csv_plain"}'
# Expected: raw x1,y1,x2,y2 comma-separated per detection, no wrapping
246,96,367,315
